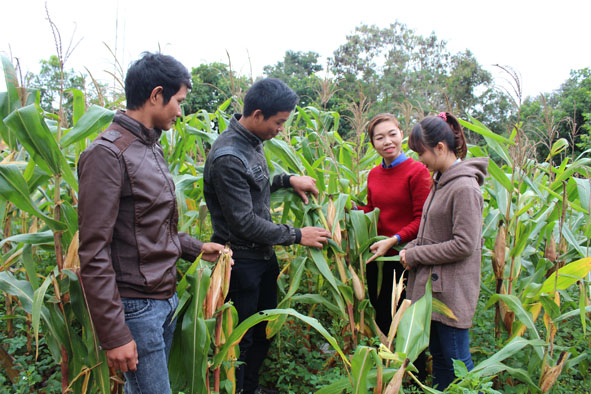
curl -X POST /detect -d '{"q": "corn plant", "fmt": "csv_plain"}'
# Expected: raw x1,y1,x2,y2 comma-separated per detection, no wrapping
0,54,116,392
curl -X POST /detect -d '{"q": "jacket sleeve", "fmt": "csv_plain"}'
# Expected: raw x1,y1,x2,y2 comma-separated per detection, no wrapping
178,232,204,262
405,185,483,269
78,144,133,350
396,165,432,243
211,156,297,245
270,173,292,193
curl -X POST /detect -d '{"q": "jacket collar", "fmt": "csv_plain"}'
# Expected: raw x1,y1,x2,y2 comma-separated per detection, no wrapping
230,114,263,148
113,110,161,145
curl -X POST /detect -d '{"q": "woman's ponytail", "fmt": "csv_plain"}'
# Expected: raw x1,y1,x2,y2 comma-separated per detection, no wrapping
410,112,467,159
439,112,467,159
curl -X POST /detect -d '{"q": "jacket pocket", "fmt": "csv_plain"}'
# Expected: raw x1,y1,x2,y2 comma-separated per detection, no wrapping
121,298,151,319
251,165,268,183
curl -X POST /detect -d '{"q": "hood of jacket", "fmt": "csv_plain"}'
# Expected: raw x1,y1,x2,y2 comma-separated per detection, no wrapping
436,157,489,188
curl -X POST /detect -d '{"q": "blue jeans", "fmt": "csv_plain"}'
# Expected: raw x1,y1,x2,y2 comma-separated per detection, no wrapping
120,293,179,394
430,321,474,390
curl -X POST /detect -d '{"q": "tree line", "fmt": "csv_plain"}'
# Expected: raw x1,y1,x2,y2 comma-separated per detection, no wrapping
24,21,590,161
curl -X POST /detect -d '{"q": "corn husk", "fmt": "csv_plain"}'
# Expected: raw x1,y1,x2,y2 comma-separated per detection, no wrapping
205,250,232,319
326,197,336,233
63,231,80,270
349,265,365,301
384,358,409,394
387,299,411,349
545,234,557,262
335,254,348,283
540,352,569,393
492,224,506,279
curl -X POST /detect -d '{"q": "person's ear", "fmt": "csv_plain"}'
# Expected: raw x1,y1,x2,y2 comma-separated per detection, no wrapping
149,86,164,105
436,141,445,154
252,109,263,119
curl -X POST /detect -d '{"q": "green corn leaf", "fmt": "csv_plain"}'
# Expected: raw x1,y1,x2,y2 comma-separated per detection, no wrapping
0,230,54,249
552,305,591,323
487,160,513,192
212,308,349,369
574,178,590,212
265,138,303,174
180,270,211,394
460,116,513,145
0,165,66,230
349,209,370,250
60,105,114,147
395,278,432,362
472,336,545,375
538,257,591,295
21,244,39,290
4,103,77,190
62,270,110,393
351,346,376,394
484,294,542,358
291,294,342,317
546,138,569,161
308,249,339,293
432,298,458,321
32,272,54,358
66,88,85,126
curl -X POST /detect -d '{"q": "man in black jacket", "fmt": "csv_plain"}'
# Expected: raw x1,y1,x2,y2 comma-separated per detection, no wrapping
78,52,226,394
204,78,330,393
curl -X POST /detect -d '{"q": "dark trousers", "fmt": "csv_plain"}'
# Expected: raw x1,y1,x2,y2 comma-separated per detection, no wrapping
228,254,279,394
367,260,427,381
366,260,406,335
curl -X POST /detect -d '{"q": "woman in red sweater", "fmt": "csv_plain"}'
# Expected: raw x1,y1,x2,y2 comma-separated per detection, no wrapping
359,113,432,335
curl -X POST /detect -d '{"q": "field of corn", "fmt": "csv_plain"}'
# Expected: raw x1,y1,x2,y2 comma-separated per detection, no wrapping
0,52,590,394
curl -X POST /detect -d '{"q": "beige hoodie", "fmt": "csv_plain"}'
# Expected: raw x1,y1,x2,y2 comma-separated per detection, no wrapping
404,157,489,328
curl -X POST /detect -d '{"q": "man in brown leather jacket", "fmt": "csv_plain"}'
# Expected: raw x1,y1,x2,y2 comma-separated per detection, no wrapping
77,52,226,394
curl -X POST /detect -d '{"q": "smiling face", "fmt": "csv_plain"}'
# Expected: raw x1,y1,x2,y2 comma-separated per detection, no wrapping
249,110,292,141
153,84,188,130
371,120,404,166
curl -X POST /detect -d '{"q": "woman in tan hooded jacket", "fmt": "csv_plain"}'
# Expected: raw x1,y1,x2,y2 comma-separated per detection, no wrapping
400,112,488,390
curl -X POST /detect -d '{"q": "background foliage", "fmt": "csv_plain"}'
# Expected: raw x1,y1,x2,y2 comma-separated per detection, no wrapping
1,18,590,394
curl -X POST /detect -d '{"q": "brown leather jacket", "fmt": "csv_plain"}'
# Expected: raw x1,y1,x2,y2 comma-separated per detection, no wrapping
78,111,203,349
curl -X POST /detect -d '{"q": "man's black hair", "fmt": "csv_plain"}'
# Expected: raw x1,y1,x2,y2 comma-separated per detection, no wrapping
243,78,299,119
124,52,192,110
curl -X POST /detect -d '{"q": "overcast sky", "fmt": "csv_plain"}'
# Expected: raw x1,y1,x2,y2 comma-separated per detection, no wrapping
1,0,590,100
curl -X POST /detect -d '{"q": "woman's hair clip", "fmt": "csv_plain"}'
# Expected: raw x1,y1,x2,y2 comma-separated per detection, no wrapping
438,112,447,121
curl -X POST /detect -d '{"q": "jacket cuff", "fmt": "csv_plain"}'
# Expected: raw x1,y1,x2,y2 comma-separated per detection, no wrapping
100,330,134,351
404,249,418,269
294,228,302,244
179,232,204,262
282,174,293,188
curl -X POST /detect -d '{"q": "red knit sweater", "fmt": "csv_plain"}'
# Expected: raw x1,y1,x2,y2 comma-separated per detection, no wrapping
359,157,432,243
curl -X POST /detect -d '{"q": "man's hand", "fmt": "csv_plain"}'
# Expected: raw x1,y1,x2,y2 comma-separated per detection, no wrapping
290,176,319,204
366,237,398,264
300,227,331,248
106,340,138,372
201,242,231,262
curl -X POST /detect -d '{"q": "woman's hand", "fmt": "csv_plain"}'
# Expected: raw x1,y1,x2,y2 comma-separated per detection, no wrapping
400,249,408,269
366,237,398,264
